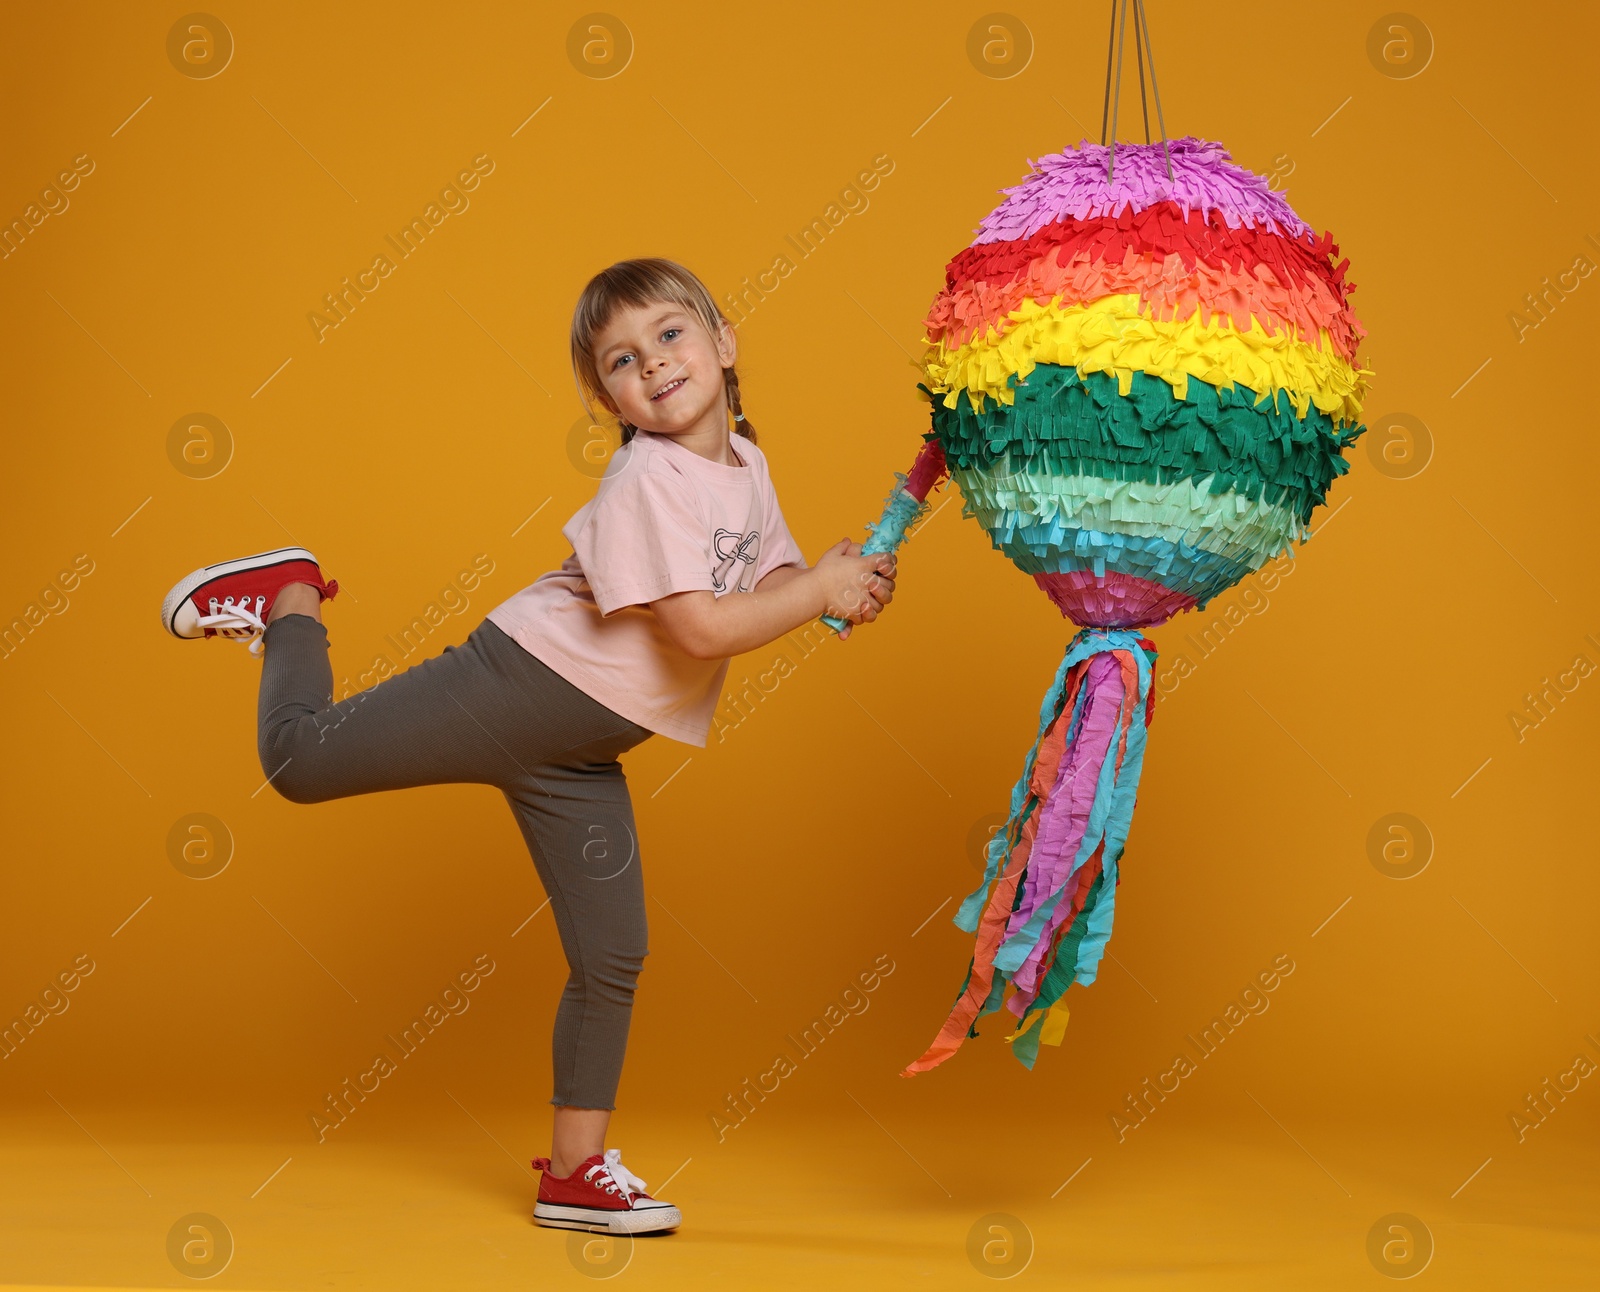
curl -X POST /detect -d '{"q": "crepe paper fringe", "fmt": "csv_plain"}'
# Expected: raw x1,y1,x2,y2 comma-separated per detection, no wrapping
940,201,1360,351
901,629,1156,1076
932,242,1362,362
927,366,1361,528
953,467,1304,568
972,137,1313,245
861,477,934,556
968,509,1278,610
1034,570,1196,629
977,518,1256,611
857,439,950,555
925,294,1370,426
817,441,949,633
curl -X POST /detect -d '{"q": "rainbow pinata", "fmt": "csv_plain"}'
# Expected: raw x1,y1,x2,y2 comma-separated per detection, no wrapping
924,135,1368,627
902,137,1369,1075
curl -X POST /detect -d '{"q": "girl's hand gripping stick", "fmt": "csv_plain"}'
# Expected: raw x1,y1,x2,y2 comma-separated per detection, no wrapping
821,439,949,634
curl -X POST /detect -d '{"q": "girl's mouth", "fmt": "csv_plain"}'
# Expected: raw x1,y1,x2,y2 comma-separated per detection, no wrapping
650,378,687,402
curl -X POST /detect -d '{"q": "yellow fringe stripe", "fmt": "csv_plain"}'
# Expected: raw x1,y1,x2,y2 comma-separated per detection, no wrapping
923,293,1370,426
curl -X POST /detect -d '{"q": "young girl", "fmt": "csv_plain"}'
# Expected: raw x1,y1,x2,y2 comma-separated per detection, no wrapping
159,259,898,1235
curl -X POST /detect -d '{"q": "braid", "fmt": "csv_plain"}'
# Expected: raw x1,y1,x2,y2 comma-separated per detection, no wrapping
723,366,757,444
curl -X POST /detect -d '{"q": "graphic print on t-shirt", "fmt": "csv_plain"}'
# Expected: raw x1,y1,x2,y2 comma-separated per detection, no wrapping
711,527,761,593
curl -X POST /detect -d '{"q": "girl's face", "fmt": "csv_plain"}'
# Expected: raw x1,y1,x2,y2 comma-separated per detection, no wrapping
591,301,736,437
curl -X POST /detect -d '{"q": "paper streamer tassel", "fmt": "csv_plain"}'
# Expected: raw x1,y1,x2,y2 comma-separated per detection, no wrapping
902,629,1156,1075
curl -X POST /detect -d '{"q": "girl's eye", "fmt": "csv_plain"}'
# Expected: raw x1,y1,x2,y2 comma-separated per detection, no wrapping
612,353,632,371
661,328,681,342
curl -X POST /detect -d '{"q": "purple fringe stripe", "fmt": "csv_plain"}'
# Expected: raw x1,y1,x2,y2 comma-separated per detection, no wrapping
971,136,1314,246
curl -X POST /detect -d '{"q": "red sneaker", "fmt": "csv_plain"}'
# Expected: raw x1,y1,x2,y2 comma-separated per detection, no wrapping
161,547,338,654
531,1149,681,1235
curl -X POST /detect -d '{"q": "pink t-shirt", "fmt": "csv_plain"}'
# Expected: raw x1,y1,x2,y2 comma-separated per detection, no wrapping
487,429,808,747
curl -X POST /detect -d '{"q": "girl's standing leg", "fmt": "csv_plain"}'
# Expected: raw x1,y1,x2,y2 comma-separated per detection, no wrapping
502,753,650,1175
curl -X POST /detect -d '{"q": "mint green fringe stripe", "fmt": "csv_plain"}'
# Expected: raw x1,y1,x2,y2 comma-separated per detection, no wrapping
951,466,1304,571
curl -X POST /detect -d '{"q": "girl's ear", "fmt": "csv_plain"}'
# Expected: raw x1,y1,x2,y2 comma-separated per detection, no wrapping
715,317,738,369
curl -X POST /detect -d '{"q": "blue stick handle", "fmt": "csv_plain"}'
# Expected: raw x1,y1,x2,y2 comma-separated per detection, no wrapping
820,474,935,633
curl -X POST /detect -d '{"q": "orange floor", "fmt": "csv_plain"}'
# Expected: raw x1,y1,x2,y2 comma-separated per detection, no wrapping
2,1103,1594,1290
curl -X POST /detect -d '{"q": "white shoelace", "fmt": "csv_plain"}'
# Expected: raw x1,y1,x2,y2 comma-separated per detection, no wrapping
197,594,268,656
584,1148,649,1202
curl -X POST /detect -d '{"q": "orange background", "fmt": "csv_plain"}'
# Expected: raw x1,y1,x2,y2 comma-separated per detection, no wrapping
1,2,1596,1287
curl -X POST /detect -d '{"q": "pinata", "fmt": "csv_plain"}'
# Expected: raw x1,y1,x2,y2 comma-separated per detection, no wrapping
827,8,1370,1073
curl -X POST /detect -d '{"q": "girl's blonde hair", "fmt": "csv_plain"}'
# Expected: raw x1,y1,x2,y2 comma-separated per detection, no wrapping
570,257,755,449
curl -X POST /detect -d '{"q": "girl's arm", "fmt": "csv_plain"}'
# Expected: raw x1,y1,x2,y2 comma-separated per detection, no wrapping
651,541,894,659
752,564,807,595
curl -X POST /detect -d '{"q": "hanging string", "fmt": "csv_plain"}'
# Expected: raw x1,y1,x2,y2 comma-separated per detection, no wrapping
1107,0,1129,180
1098,0,1117,145
1134,2,1150,143
1136,0,1172,178
1102,0,1173,181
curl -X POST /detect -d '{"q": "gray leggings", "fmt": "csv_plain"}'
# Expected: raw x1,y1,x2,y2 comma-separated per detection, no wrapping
257,613,656,1110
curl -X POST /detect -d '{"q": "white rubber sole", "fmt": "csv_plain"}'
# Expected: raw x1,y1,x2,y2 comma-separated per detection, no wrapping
160,547,318,637
533,1200,682,1235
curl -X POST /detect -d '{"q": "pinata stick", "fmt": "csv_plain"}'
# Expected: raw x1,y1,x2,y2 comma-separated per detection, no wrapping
820,439,948,634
